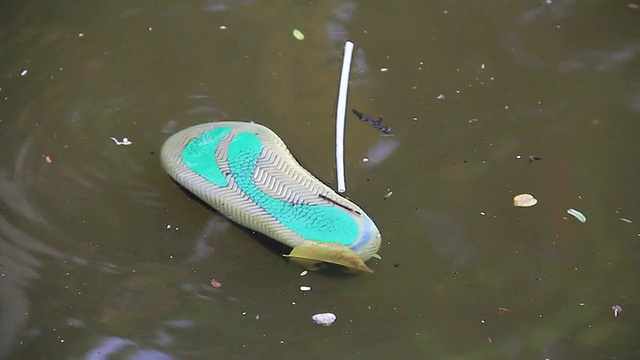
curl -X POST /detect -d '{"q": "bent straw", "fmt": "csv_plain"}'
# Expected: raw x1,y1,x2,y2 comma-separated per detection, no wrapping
336,40,354,193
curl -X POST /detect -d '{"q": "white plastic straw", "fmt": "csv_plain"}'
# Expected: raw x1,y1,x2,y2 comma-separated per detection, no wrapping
335,40,354,193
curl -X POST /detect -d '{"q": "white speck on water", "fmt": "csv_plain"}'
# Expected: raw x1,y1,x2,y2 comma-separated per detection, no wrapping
480,63,485,69
20,70,28,76
480,212,486,216
299,286,311,292
362,157,369,163
612,304,622,317
437,94,445,100
148,27,153,31
110,137,132,145
380,67,388,72
220,25,227,30
78,33,84,37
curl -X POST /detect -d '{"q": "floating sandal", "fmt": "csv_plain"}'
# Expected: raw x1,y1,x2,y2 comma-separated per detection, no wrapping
160,121,382,273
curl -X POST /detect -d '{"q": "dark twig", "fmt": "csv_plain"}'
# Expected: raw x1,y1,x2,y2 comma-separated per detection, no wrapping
352,109,391,133
318,194,362,216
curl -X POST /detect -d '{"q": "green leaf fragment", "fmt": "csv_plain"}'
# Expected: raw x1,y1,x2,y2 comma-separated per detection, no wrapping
567,208,587,223
292,29,305,40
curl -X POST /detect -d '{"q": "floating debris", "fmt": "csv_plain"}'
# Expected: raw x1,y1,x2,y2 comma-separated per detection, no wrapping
567,208,587,223
436,94,445,100
299,285,311,292
383,191,393,200
299,270,308,277
45,155,52,163
110,137,132,146
352,109,391,133
498,307,510,314
620,218,632,224
20,69,28,76
292,29,305,40
312,312,336,326
513,194,538,207
612,304,622,317
210,278,222,288
528,155,543,163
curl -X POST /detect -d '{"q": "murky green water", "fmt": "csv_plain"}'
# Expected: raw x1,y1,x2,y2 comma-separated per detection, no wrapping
1,1,639,359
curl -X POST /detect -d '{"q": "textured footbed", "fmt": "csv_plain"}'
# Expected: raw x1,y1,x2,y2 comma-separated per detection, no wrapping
160,121,382,263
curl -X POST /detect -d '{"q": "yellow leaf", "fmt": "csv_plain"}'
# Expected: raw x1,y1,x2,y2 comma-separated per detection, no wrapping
285,241,373,273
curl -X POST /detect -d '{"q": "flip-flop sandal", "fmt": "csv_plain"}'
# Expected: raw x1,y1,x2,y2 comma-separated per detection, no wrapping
160,121,382,273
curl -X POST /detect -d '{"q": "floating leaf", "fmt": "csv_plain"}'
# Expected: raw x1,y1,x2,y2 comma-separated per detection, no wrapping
285,241,373,273
513,193,538,207
567,208,587,223
292,29,305,40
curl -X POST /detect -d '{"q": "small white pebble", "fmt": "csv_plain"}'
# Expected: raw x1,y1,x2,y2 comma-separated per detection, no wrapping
312,313,336,326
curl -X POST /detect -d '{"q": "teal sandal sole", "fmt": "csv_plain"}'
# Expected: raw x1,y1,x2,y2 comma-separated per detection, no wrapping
160,121,381,272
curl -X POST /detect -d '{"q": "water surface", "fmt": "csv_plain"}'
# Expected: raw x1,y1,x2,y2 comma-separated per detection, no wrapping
1,1,639,359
